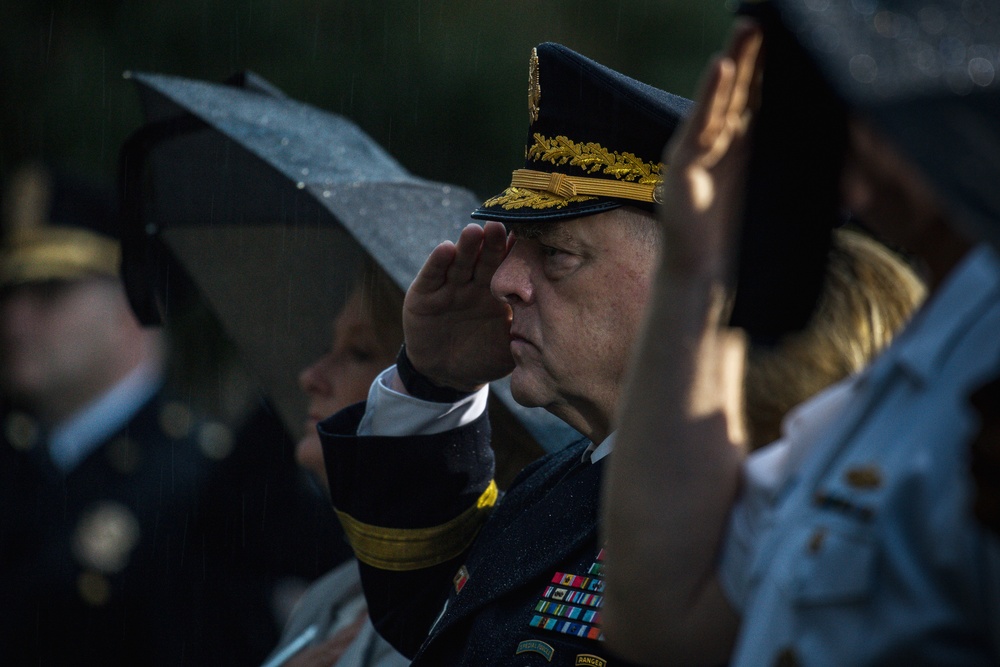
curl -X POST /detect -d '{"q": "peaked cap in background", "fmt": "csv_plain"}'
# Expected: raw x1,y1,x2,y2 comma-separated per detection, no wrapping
1,164,120,287
472,42,692,223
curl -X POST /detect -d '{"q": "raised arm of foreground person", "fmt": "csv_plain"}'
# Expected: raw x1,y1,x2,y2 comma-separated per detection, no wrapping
600,23,763,665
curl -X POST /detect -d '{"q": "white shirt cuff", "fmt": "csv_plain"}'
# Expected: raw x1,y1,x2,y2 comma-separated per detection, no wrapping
357,366,490,437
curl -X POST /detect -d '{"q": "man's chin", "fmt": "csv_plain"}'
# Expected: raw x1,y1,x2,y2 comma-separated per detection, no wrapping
508,371,547,409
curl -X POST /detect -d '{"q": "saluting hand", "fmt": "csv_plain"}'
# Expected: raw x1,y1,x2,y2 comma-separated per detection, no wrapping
658,20,763,284
402,221,515,392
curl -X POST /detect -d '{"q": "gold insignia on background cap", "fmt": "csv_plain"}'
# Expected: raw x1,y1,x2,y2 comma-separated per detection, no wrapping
72,501,141,574
528,47,541,125
3,164,50,232
0,164,121,286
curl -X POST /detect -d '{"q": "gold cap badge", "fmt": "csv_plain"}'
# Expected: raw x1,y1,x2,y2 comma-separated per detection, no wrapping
528,47,541,125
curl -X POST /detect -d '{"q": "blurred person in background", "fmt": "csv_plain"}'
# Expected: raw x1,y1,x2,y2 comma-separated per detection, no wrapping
0,162,344,666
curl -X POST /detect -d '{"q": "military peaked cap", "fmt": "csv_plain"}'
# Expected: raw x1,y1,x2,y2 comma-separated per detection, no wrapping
472,42,692,223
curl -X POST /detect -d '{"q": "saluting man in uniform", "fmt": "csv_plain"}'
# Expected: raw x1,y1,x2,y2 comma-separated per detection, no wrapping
318,43,690,666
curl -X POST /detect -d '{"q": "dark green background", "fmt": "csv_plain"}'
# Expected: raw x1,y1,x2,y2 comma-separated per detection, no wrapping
1,0,735,197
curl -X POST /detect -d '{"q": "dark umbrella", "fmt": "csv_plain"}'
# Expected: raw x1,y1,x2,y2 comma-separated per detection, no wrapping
729,0,1000,343
119,71,580,453
755,0,1000,252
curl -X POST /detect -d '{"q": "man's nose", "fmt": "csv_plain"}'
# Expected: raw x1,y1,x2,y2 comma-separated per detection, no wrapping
491,243,532,305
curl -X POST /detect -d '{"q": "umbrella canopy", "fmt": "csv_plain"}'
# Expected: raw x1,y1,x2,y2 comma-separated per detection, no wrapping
766,0,1000,250
120,71,580,452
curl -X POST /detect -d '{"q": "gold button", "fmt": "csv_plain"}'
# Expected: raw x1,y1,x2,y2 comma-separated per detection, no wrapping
844,465,882,489
72,501,141,574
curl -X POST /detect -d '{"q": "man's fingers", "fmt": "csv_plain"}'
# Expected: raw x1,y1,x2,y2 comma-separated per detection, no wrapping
410,241,456,294
665,54,727,168
447,223,485,284
698,57,737,153
726,22,764,126
473,221,509,286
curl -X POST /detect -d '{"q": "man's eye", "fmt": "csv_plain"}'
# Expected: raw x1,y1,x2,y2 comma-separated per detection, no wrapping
541,245,562,257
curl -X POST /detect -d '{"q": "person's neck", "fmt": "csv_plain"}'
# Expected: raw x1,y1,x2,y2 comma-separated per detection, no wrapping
548,399,613,445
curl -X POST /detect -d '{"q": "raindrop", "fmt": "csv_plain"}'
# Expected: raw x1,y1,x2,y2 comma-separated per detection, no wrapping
441,198,451,207
301,168,310,176
280,137,290,146
850,54,879,83
969,57,995,86
442,185,451,194
322,190,332,198
804,0,830,11
296,182,306,189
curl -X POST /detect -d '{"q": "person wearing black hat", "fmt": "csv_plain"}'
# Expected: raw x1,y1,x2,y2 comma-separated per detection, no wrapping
601,2,1000,664
318,43,690,666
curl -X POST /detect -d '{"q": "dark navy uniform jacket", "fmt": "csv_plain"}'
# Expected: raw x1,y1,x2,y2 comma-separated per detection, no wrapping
0,393,346,666
320,402,641,667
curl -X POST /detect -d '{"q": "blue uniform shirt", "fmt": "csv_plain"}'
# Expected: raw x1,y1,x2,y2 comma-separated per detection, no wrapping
721,245,1000,666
